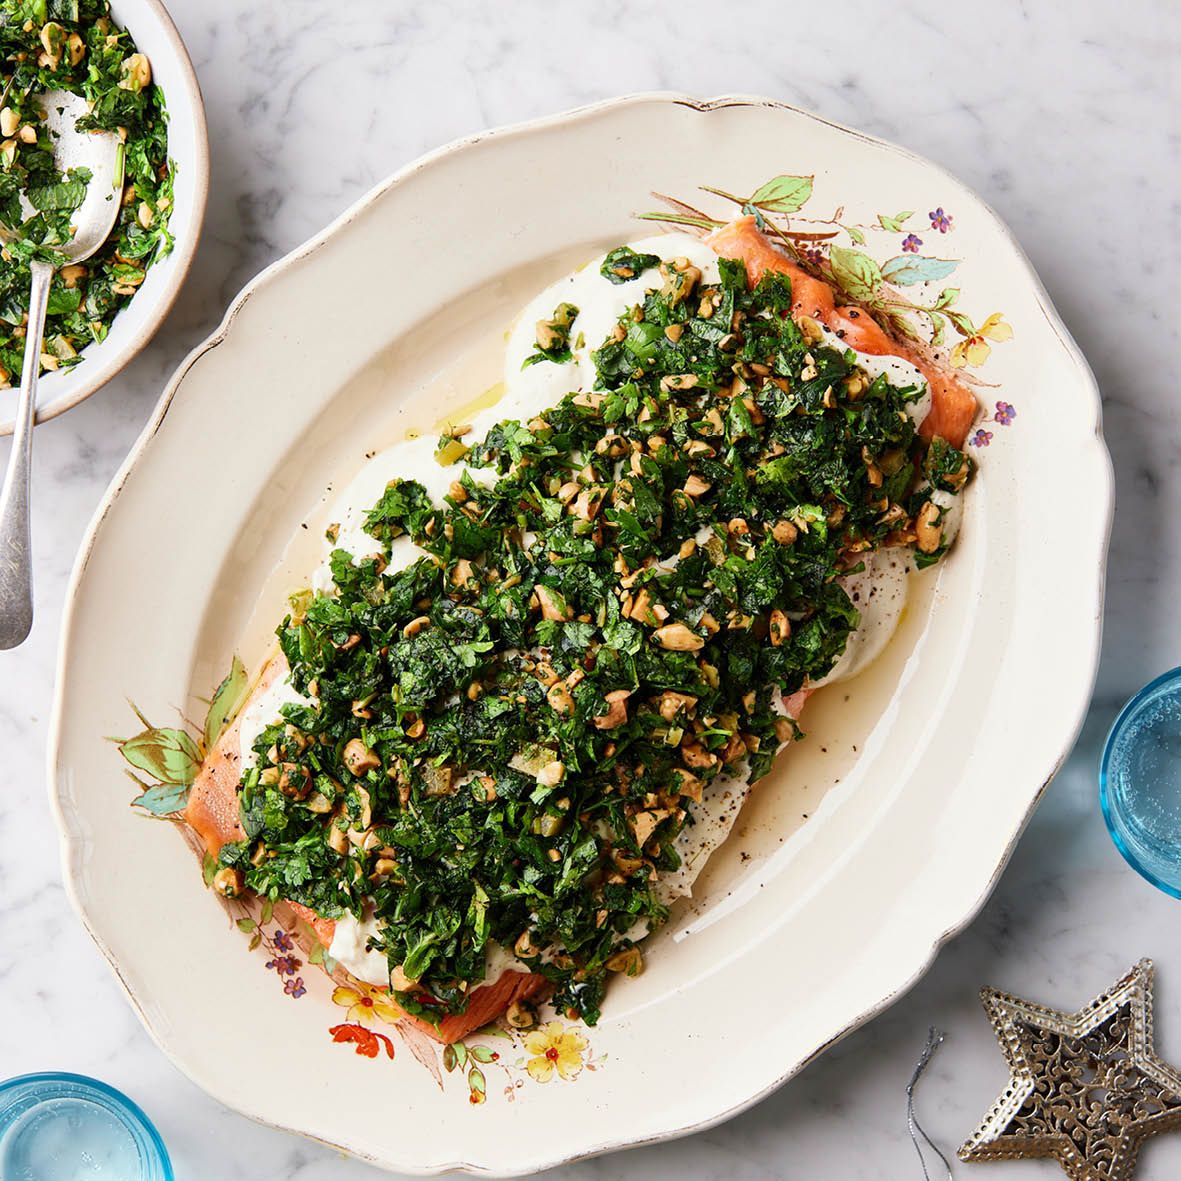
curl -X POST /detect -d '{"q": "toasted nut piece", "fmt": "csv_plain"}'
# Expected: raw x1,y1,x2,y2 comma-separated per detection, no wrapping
660,373,699,392
450,558,474,587
654,622,703,651
66,32,85,65
327,824,350,855
536,759,565,788
305,790,334,814
347,826,381,852
658,691,698,722
799,315,824,345
593,689,630,730
367,855,398,881
0,108,17,139
946,457,971,490
661,261,701,305
402,615,431,638
356,784,373,828
630,809,668,847
40,22,64,68
343,738,379,776
681,739,718,769
515,929,541,957
721,734,747,764
405,716,426,739
774,717,797,743
212,868,244,898
557,480,580,504
506,1000,538,1029
605,946,644,976
17,124,36,144
546,682,575,715
572,486,604,519
771,520,798,545
533,662,560,687
769,609,791,647
672,769,703,801
916,501,943,553
683,473,711,498
845,371,870,399
60,263,87,288
664,323,684,343
534,301,577,350
120,52,152,91
534,584,569,621
278,763,312,799
422,765,454,797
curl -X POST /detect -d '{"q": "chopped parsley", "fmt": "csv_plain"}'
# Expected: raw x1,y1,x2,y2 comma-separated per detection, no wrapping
0,1,173,383
219,252,972,1027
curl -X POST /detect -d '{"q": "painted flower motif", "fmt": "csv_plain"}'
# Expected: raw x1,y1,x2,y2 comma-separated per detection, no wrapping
994,401,1016,426
329,1022,395,1059
970,429,993,448
332,981,401,1026
273,930,294,952
800,246,825,266
284,976,306,998
950,313,1013,368
928,207,952,232
266,954,300,977
901,233,923,253
523,1022,588,1083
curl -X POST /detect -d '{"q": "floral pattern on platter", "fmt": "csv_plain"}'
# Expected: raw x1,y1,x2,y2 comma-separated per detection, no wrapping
642,174,1014,434
113,169,1008,1109
323,983,606,1105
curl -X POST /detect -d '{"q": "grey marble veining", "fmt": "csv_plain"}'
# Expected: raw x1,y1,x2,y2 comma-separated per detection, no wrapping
0,0,1178,1176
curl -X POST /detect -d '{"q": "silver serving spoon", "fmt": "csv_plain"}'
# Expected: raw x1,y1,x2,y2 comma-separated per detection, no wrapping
0,91,122,649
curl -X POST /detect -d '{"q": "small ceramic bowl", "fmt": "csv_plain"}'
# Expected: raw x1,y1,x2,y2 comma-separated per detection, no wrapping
0,0,209,436
0,1073,172,1180
1100,668,1181,897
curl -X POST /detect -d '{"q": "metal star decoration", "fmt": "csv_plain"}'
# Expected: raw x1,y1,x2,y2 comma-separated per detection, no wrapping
960,960,1181,1180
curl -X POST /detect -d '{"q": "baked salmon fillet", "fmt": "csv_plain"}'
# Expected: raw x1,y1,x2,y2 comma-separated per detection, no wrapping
183,218,975,1044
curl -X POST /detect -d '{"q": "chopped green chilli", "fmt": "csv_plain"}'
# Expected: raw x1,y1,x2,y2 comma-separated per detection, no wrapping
0,1,173,384
216,244,972,1029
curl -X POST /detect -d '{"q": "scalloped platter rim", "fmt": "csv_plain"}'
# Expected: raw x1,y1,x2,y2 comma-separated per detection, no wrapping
48,93,1112,1176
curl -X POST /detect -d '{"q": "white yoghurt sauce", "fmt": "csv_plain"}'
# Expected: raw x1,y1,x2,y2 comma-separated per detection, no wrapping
240,232,944,981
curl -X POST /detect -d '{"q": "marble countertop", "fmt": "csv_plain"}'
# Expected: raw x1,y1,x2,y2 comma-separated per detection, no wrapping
1,1,1176,1177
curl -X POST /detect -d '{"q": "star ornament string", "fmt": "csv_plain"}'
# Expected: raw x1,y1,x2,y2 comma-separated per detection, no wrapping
960,959,1181,1181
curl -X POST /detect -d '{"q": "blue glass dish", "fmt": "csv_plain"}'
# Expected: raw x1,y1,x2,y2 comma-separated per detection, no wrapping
0,1073,172,1181
1100,667,1181,898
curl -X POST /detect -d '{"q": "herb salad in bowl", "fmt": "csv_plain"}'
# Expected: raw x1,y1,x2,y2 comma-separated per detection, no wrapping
0,0,207,433
51,95,1110,1174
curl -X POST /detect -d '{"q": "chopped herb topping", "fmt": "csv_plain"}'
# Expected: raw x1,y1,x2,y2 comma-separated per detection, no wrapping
219,251,972,1026
523,301,578,368
599,246,659,284
0,1,173,383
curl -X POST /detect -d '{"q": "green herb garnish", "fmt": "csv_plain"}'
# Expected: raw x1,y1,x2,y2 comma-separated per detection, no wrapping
219,253,971,1026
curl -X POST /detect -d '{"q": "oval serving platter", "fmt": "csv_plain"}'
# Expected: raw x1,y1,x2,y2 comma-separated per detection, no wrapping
49,94,1112,1176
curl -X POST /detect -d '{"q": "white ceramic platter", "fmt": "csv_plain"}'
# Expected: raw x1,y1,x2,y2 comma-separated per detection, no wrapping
49,94,1112,1175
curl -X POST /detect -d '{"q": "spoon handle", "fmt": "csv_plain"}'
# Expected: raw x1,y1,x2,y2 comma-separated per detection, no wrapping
0,258,54,650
